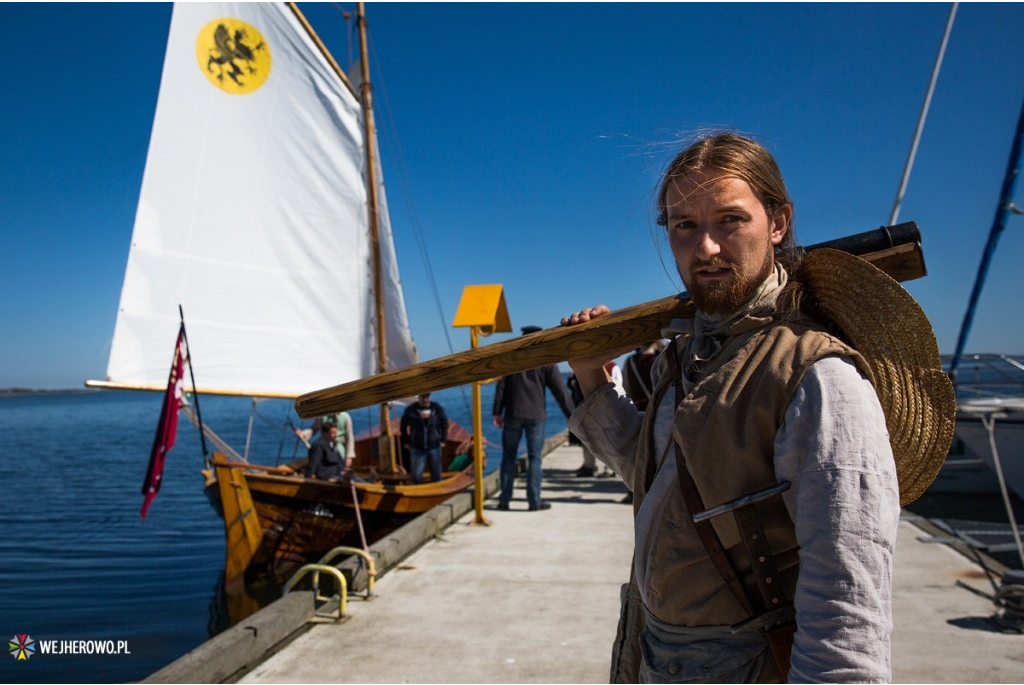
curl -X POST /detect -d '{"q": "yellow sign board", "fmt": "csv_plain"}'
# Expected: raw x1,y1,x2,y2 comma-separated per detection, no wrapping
451,284,512,335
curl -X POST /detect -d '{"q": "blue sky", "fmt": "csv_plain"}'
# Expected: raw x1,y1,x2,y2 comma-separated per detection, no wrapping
2,2,1023,390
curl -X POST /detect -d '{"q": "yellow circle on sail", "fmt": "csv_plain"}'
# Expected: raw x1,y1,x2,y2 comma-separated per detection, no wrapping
195,18,271,95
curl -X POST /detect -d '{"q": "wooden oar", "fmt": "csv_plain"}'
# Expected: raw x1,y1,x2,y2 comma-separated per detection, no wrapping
296,223,927,417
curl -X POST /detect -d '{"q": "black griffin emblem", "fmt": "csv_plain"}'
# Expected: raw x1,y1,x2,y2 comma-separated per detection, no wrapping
206,23,265,87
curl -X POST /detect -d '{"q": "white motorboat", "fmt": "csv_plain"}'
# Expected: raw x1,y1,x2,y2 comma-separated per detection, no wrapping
943,355,1024,499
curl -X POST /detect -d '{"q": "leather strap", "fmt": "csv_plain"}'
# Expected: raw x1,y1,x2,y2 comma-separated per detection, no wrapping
733,505,788,615
673,440,755,616
636,353,680,507
733,504,795,680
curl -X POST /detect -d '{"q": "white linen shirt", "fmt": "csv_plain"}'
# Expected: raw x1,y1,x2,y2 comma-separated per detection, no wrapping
569,355,900,683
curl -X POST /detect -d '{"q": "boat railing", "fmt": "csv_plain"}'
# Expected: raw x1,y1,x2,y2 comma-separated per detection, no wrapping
944,354,1024,404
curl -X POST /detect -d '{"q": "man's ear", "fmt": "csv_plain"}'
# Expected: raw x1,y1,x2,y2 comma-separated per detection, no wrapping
770,204,793,246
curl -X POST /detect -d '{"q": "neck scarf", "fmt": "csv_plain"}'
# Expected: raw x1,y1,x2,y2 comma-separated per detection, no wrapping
665,263,789,383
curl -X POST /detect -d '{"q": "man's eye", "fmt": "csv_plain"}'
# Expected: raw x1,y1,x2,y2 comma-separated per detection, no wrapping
674,220,696,230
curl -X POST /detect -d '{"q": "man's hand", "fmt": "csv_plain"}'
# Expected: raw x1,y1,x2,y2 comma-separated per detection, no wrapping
560,304,610,327
493,415,504,429
560,305,629,396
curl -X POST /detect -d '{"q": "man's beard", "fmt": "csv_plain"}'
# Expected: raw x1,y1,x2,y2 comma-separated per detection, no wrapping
684,253,774,316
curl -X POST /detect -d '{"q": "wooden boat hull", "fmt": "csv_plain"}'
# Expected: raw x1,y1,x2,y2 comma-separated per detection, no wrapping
208,420,477,587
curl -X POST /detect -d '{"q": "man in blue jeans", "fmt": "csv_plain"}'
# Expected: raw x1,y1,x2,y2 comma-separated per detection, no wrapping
492,325,575,511
400,393,449,483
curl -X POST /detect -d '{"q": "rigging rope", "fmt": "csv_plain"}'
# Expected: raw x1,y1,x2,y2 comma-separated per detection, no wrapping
980,414,1024,569
250,399,296,432
246,398,310,463
368,31,472,420
182,403,245,462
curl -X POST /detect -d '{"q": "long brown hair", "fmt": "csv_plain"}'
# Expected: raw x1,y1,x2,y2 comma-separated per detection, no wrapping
655,133,799,268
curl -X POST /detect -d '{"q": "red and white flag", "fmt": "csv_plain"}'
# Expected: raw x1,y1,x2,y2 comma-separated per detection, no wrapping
140,325,187,519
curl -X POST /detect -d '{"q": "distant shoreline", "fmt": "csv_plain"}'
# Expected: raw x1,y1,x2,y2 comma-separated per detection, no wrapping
0,388,100,397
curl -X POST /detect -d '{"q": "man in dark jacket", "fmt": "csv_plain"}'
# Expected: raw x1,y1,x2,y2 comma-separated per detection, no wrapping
492,326,575,511
621,340,666,412
306,423,349,480
400,393,449,483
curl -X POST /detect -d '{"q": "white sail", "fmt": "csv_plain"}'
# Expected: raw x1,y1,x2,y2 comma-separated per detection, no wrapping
100,2,416,398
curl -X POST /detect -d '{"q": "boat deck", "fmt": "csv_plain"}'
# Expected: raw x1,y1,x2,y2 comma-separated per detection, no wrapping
238,443,1022,684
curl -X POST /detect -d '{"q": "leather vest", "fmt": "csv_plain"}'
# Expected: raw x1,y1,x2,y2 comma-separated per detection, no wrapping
632,316,870,627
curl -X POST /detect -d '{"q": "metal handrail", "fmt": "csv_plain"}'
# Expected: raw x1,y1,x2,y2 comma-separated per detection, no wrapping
318,546,377,597
283,564,347,618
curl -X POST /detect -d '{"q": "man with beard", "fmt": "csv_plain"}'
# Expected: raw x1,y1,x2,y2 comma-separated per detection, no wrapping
561,133,901,682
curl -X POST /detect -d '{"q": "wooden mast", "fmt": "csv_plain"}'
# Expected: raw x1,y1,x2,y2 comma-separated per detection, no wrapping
356,2,397,472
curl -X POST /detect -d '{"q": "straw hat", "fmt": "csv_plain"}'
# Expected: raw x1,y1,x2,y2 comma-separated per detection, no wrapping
798,248,956,505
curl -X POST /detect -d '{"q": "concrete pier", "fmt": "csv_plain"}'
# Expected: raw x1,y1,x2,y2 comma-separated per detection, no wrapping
891,516,1022,683
241,443,633,684
160,442,1024,683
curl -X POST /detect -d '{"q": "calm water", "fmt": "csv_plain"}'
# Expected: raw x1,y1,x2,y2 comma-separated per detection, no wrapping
0,384,565,683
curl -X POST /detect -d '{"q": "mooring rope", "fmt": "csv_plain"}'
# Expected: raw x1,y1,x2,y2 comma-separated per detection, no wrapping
349,480,370,554
991,579,1024,634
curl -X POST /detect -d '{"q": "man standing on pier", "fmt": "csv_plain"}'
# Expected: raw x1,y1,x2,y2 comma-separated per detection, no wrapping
561,133,949,682
493,325,575,512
